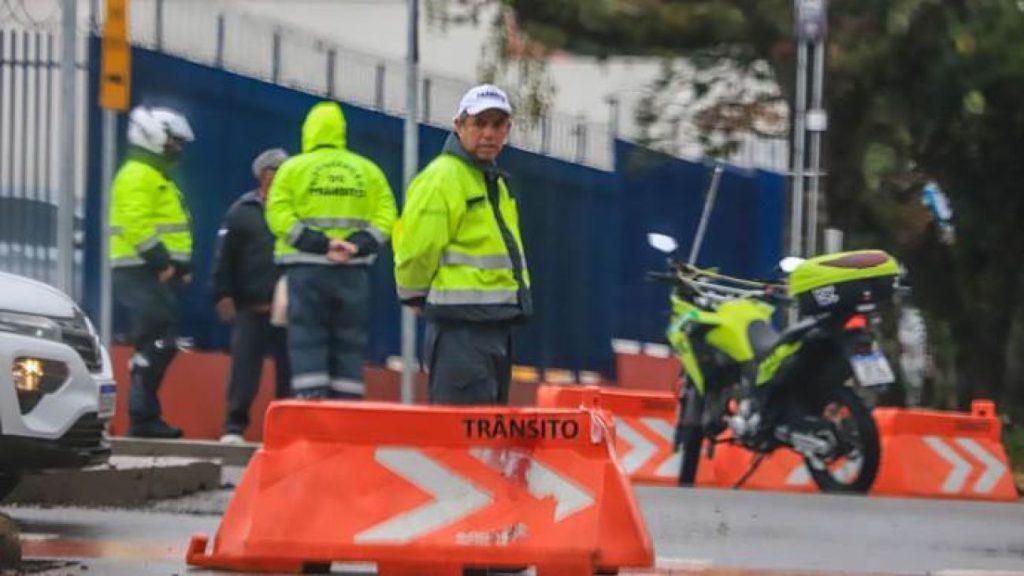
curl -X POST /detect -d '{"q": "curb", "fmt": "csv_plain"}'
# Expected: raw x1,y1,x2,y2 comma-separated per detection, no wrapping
111,437,257,466
0,513,19,570
5,456,221,507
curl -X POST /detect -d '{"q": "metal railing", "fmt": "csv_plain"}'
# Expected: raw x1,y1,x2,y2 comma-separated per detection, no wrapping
95,0,616,170
0,22,89,293
90,0,788,173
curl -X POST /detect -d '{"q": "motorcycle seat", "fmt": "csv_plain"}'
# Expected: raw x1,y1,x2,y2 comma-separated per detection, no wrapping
749,321,780,360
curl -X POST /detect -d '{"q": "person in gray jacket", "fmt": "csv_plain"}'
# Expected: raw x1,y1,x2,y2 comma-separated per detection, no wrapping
211,148,292,443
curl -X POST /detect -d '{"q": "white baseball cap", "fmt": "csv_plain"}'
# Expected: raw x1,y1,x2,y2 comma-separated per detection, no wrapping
455,84,513,119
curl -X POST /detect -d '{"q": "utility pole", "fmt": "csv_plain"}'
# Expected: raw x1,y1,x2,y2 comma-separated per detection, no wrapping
57,0,77,294
791,0,828,257
400,0,420,404
98,0,131,346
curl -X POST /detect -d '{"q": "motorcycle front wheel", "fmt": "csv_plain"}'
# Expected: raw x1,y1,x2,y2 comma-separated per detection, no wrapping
805,384,880,493
677,385,704,486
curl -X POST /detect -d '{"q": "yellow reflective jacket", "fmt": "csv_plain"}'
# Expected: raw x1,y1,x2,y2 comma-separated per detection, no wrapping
266,102,397,266
109,154,192,271
394,133,531,323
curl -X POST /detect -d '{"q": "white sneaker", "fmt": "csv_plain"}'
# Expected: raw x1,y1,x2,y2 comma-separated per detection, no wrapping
219,433,245,445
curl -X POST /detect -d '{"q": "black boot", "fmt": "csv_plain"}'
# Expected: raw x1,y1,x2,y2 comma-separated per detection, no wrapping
128,419,183,439
127,342,180,438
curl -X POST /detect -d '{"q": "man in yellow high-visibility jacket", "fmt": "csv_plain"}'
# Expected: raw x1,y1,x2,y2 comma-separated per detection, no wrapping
394,84,532,405
266,101,397,399
110,106,194,438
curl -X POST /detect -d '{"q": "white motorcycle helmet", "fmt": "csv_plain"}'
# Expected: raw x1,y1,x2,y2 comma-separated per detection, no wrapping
127,106,195,156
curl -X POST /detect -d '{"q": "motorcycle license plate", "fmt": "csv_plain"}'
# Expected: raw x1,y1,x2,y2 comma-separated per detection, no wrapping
850,352,895,387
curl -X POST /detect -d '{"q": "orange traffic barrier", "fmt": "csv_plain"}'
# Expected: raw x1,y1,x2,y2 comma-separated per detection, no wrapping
536,385,683,486
187,401,653,575
680,404,1017,500
867,400,1017,501
538,386,1017,501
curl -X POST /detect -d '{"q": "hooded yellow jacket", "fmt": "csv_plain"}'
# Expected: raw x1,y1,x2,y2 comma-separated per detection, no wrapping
267,102,397,265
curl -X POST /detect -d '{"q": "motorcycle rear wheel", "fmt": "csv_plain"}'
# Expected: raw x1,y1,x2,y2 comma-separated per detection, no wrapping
805,384,880,493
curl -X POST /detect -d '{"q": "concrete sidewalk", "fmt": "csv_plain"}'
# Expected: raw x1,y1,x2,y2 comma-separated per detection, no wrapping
111,436,257,466
5,456,221,507
0,513,18,571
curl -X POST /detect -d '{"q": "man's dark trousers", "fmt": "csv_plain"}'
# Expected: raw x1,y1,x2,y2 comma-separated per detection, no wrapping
224,308,291,435
286,265,369,399
113,267,180,428
425,321,512,405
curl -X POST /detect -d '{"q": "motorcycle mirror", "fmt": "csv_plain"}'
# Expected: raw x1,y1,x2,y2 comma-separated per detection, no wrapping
779,256,806,273
648,233,679,254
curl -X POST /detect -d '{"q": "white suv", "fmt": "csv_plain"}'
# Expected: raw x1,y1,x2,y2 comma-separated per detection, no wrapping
0,271,115,499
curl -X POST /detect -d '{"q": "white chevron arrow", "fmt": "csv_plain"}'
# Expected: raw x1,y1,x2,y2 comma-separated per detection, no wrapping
471,448,594,522
955,438,1007,494
924,436,971,493
639,417,682,478
355,448,492,543
616,418,658,474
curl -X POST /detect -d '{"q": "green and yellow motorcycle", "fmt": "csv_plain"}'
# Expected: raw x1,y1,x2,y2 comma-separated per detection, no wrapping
647,234,898,493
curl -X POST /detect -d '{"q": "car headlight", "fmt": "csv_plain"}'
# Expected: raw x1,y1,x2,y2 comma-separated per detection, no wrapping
12,356,70,413
0,310,62,341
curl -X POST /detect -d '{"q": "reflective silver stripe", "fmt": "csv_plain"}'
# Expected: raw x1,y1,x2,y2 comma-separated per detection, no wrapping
366,225,388,244
292,372,330,390
440,251,513,270
156,223,190,234
112,255,189,268
300,217,371,229
111,257,145,268
330,379,365,395
135,235,161,252
287,222,306,246
276,253,377,266
348,255,376,266
397,287,429,300
427,289,518,306
114,224,188,236
277,253,329,265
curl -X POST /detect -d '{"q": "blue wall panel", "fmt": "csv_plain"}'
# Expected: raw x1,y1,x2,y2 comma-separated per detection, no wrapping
83,42,784,378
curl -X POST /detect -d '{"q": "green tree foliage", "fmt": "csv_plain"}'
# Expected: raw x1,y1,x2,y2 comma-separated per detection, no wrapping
465,0,1024,412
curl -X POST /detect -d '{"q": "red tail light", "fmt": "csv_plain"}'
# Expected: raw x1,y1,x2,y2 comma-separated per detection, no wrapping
845,314,867,330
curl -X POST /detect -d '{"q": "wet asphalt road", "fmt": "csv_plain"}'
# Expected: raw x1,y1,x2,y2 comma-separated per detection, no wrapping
5,470,1024,576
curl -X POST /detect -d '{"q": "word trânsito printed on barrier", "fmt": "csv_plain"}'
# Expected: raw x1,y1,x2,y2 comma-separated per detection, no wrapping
462,415,581,441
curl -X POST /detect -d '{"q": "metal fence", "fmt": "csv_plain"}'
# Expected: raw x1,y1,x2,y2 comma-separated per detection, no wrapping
0,19,89,293
0,0,786,295
82,0,615,169
86,0,786,173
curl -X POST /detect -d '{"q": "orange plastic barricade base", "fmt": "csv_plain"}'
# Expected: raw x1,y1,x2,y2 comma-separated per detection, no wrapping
695,401,1017,501
536,385,681,486
536,386,1016,501
869,401,1017,501
187,401,653,574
